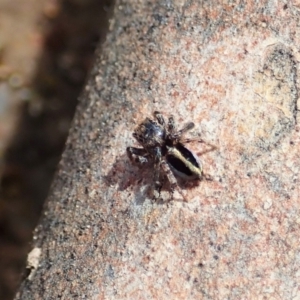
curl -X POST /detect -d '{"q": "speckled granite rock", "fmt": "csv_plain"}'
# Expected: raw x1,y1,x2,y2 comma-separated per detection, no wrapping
16,1,300,299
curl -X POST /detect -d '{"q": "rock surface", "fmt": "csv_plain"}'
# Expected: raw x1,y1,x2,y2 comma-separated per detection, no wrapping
16,1,300,299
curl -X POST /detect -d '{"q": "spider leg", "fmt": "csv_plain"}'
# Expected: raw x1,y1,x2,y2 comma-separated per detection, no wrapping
178,122,195,135
168,115,176,133
179,138,217,155
152,147,163,200
171,122,195,141
153,161,163,200
197,142,217,155
153,111,166,126
127,147,149,164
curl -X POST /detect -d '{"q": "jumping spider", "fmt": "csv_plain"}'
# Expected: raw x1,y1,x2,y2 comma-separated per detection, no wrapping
127,111,216,201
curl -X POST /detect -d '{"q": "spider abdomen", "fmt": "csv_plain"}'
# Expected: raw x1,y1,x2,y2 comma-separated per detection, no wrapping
166,144,203,180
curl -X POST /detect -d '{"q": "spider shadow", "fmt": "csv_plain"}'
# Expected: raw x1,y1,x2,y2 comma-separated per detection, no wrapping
103,151,210,205
103,151,156,205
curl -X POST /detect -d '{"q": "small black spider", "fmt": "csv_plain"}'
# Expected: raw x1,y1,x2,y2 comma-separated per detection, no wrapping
127,111,216,200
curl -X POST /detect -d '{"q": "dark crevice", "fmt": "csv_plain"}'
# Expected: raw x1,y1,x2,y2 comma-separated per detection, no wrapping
0,1,114,299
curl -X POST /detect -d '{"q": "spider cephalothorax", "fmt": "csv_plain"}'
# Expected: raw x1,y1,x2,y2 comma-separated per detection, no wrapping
127,111,215,200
